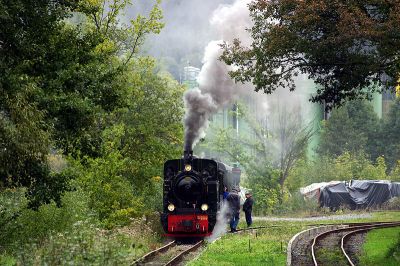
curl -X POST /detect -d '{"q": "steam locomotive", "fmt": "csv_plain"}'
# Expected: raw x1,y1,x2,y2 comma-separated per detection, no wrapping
160,150,240,237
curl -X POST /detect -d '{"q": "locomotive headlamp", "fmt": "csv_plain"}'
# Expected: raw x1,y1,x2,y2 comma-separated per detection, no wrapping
201,204,208,211
168,204,175,212
184,164,192,172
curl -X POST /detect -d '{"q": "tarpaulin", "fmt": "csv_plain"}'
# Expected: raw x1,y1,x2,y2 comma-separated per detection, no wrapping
309,180,400,210
319,182,355,210
390,182,400,197
348,180,391,208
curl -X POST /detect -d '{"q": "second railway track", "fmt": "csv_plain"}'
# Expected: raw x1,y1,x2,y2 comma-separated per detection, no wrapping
311,221,400,266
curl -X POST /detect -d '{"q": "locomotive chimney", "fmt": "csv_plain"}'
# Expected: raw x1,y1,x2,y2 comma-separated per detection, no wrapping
183,149,193,163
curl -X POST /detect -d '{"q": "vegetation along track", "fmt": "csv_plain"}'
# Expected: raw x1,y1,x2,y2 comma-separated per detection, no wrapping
134,226,269,265
133,239,203,266
311,221,400,266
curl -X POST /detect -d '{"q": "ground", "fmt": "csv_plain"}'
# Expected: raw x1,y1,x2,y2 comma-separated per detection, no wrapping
187,211,400,266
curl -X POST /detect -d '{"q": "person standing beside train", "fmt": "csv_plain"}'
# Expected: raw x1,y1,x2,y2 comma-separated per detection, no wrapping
243,191,254,227
227,187,240,232
223,186,229,200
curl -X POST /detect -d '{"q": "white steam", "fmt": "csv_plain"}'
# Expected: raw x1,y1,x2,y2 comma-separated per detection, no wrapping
206,202,230,242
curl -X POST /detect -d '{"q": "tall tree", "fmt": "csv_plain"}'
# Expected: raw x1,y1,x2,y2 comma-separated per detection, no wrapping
221,0,400,107
318,100,380,159
0,0,77,196
381,99,400,168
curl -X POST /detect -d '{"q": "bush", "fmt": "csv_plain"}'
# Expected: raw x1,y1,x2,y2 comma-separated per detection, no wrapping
0,188,161,265
273,192,320,215
1,189,94,252
76,151,144,228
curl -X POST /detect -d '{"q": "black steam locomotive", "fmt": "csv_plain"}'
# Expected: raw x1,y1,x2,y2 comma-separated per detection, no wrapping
160,150,240,237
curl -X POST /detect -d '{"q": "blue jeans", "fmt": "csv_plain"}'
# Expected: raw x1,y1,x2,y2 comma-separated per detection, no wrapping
230,212,240,231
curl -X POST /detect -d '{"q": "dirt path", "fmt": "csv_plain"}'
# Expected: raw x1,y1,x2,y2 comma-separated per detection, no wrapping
254,213,372,222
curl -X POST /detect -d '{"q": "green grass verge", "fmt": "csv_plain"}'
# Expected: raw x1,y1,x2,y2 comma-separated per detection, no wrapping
188,211,400,266
359,226,400,266
188,223,303,266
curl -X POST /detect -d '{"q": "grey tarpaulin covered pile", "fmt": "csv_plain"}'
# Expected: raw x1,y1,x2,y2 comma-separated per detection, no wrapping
301,180,400,210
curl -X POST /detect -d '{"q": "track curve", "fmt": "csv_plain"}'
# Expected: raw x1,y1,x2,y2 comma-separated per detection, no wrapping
311,221,400,266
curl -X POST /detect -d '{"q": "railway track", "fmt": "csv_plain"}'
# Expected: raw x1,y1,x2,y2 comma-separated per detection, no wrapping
311,221,400,266
133,239,203,266
133,226,267,265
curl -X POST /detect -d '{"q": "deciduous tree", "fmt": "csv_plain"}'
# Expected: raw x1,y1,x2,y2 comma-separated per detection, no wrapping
221,0,400,107
317,100,380,158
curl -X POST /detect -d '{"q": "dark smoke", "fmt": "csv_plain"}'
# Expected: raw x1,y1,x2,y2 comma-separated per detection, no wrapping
183,41,241,150
183,0,253,150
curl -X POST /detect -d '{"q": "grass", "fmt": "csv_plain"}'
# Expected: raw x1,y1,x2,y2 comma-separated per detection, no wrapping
359,227,400,266
188,217,310,266
315,249,348,266
188,211,400,266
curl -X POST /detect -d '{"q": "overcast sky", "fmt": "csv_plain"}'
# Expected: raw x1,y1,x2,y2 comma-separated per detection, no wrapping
126,0,235,69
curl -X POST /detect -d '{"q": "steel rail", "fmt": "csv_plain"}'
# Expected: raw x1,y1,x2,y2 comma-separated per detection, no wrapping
235,225,270,232
341,222,400,266
164,240,204,266
132,240,176,265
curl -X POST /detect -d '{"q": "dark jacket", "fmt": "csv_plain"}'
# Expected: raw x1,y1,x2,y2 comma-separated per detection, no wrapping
243,196,253,213
226,192,240,214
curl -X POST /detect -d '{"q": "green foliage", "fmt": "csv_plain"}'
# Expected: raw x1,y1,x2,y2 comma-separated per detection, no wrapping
76,151,143,228
116,67,185,181
287,152,390,192
0,188,161,265
0,0,181,264
0,0,167,208
245,168,281,215
317,100,380,159
381,99,400,169
390,162,400,181
277,192,320,215
0,189,93,252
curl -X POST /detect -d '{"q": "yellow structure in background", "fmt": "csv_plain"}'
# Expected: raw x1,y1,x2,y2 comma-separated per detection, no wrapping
396,77,400,98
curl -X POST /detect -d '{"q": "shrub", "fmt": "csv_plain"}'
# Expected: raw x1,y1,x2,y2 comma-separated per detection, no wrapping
273,192,320,215
1,189,94,253
77,151,144,228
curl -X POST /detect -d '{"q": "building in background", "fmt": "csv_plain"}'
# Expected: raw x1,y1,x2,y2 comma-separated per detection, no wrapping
182,65,200,89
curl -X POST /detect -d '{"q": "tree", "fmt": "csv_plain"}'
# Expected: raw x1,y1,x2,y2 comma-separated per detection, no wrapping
0,0,164,207
220,0,400,107
272,105,314,191
381,98,400,168
317,100,380,159
0,0,79,205
205,101,313,203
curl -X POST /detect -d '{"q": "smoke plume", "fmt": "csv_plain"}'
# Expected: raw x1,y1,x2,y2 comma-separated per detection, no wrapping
183,0,253,150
